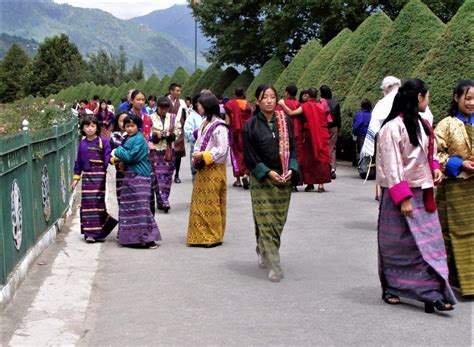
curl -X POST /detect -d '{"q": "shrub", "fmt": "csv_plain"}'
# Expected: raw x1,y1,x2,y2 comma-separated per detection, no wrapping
144,74,160,97
192,63,224,95
223,69,254,97
169,66,190,86
413,0,474,124
157,75,171,96
274,39,322,97
181,68,203,97
341,0,445,138
209,66,239,96
246,56,285,101
297,28,352,92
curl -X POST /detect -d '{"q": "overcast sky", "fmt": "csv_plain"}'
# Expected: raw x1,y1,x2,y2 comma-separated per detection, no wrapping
53,0,188,19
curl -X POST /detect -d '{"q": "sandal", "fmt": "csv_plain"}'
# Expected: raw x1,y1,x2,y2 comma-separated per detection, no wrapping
382,292,401,305
232,180,242,187
317,187,325,193
424,300,454,313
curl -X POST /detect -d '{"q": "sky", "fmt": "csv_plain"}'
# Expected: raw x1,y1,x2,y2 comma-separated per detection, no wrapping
53,0,188,19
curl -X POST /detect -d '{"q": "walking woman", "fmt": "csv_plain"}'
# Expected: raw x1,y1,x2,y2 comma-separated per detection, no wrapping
150,96,182,213
244,84,299,282
435,79,474,296
376,78,455,313
96,99,115,138
187,93,230,247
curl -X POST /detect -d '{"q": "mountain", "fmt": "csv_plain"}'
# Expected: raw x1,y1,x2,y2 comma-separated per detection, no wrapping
1,0,207,76
129,5,210,53
0,34,39,58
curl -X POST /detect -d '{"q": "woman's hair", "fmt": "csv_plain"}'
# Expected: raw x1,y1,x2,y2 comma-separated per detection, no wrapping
128,90,146,112
80,115,101,136
448,79,474,117
157,96,171,108
361,98,372,111
299,90,308,103
123,114,143,129
254,84,278,115
320,85,332,99
382,78,429,147
147,95,157,103
99,99,108,112
113,111,128,132
192,94,200,110
198,93,220,119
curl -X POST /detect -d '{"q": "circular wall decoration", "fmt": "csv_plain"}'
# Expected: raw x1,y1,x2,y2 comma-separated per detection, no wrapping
41,165,51,222
11,180,23,251
60,157,66,204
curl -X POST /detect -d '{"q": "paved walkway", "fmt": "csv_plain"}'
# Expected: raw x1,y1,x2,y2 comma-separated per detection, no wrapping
2,157,473,346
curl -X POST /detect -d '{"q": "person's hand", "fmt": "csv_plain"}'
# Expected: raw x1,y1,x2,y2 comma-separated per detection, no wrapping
283,170,293,183
70,179,79,191
192,152,203,162
278,99,285,106
268,170,284,185
433,168,443,185
400,199,413,217
462,160,474,173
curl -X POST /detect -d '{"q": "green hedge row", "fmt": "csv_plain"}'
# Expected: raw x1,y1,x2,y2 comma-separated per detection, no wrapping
246,56,285,101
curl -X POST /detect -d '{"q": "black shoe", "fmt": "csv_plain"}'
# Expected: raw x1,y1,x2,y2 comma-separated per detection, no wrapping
382,292,401,305
331,170,336,179
292,186,298,192
242,176,249,190
163,205,170,213
304,184,314,192
174,176,181,184
424,300,454,313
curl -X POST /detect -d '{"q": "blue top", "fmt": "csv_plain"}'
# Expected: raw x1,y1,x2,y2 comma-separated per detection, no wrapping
118,101,130,114
114,132,151,176
352,110,372,137
455,111,474,125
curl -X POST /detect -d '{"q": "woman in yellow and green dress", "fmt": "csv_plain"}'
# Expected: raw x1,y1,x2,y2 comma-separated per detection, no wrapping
435,79,474,296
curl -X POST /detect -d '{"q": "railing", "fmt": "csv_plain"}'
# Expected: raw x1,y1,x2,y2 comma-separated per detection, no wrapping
0,115,78,285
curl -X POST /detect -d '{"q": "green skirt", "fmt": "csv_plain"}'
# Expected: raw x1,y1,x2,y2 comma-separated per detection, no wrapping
436,177,474,295
250,175,292,266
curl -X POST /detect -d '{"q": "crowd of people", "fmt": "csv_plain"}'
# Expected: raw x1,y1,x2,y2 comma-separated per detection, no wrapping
69,76,473,314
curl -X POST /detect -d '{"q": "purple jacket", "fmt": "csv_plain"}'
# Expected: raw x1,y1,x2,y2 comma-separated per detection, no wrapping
352,110,372,137
73,137,111,177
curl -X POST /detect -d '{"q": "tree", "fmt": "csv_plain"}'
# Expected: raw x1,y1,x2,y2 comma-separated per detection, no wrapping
223,69,254,97
0,44,29,102
169,66,190,86
23,34,87,97
274,39,322,97
181,69,203,97
191,0,463,69
127,60,144,82
341,0,445,138
246,56,285,102
209,66,239,96
413,0,474,124
192,63,223,95
297,29,352,92
117,45,128,83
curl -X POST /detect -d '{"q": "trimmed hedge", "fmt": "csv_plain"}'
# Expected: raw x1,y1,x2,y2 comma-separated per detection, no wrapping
144,74,160,97
192,63,224,96
157,75,171,96
209,66,239,96
246,56,285,101
223,69,254,97
319,13,392,103
274,39,322,97
181,68,203,97
413,0,474,124
169,66,190,87
297,28,352,92
341,0,445,138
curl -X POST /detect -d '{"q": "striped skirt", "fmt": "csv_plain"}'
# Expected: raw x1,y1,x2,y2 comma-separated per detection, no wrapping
118,171,161,245
187,163,227,245
437,177,474,295
378,187,456,304
250,175,292,266
150,149,175,207
80,163,117,239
